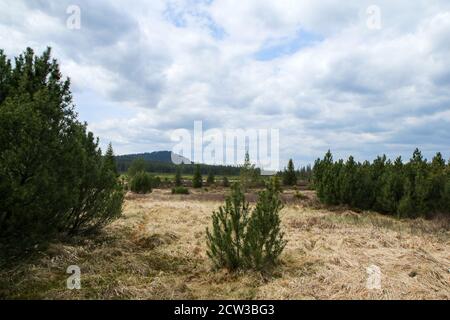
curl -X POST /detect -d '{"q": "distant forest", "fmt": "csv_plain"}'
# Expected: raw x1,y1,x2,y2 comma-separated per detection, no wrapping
115,151,242,176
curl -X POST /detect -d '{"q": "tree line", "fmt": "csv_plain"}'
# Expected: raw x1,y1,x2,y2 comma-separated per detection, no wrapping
117,157,242,176
313,149,450,218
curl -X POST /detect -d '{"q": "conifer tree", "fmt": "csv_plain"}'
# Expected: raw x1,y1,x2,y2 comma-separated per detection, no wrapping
206,181,286,271
130,171,152,194
282,159,297,186
243,179,286,269
206,184,250,270
0,47,123,243
323,152,340,204
104,143,118,177
339,156,356,205
272,175,282,193
192,164,203,188
428,152,446,212
378,157,404,213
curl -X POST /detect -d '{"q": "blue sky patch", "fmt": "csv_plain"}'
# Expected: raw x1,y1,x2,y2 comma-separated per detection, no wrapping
254,29,324,61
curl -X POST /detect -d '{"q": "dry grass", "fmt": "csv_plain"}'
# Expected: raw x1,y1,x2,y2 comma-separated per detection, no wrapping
0,189,449,300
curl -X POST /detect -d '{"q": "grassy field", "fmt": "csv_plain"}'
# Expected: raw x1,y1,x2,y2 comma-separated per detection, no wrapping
1,188,449,299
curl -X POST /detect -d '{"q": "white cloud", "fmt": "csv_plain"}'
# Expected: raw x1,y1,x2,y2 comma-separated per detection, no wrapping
1,0,449,166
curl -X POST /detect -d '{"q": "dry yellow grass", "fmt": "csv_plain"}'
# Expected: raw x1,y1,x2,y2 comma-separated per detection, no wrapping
1,189,449,299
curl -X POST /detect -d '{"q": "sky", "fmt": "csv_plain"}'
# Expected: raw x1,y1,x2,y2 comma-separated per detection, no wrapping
1,0,449,168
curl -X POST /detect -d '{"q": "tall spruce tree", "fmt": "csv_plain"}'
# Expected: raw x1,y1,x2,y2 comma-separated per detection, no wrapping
104,143,119,177
338,156,356,205
428,152,446,212
283,159,297,186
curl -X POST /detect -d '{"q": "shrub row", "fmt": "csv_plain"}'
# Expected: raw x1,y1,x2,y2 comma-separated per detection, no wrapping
313,149,450,218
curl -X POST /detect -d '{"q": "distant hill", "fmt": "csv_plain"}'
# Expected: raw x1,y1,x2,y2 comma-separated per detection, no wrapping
115,151,192,164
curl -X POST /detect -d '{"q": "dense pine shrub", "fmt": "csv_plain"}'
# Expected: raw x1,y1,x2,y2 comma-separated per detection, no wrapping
64,133,124,235
272,175,282,193
243,180,286,270
130,172,153,194
313,149,449,218
206,184,250,270
0,48,123,243
206,181,286,271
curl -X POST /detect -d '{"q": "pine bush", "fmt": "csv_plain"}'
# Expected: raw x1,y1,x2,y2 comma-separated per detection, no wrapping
0,48,123,244
206,181,286,271
130,171,152,194
206,184,250,270
243,180,286,270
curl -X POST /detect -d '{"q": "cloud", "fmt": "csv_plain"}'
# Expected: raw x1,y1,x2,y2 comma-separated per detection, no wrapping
1,0,449,167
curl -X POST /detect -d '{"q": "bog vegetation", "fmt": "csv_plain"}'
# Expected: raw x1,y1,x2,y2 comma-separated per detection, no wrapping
0,48,123,249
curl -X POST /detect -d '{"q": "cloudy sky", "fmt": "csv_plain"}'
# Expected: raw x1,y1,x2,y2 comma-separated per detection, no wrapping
1,0,449,168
